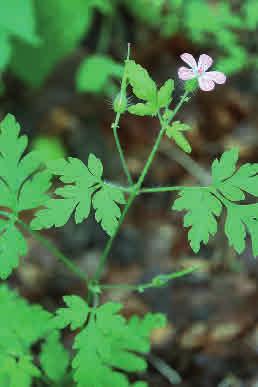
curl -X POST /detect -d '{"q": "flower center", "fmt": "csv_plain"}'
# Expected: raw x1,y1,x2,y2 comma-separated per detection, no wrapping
198,67,203,74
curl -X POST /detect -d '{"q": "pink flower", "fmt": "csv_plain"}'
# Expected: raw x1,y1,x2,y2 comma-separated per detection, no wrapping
178,53,226,92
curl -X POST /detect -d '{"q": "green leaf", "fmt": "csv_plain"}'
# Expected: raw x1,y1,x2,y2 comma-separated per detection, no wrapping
212,149,258,201
225,202,258,256
7,356,41,387
0,285,52,386
166,121,192,153
11,0,92,87
53,295,89,331
126,60,157,103
0,0,38,71
40,331,69,383
0,223,27,279
92,184,126,236
157,79,174,108
65,301,166,387
128,102,157,116
76,54,123,94
31,155,101,229
173,189,222,252
212,148,239,184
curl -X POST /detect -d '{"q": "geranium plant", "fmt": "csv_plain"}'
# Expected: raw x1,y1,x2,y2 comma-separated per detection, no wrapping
0,47,257,386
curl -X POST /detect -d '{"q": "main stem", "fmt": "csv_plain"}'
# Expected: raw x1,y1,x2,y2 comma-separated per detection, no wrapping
94,91,189,282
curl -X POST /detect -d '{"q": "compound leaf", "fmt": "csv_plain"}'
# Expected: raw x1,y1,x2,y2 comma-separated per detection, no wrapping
40,331,69,383
31,155,101,229
212,148,258,201
64,300,166,387
173,188,222,252
92,184,126,236
53,295,89,331
0,285,52,386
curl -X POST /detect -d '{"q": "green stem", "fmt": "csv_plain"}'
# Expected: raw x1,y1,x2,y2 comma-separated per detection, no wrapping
140,185,208,194
18,220,88,283
100,265,200,292
93,91,190,283
112,44,133,186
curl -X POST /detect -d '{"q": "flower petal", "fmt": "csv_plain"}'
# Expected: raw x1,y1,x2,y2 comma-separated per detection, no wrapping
198,75,215,92
205,71,226,84
180,53,197,69
198,54,213,72
178,67,196,81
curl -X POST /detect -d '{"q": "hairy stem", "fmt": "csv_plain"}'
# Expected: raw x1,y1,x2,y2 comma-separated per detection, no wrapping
93,91,190,284
112,44,133,185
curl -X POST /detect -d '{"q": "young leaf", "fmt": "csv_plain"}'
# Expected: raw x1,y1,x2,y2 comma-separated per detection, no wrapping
126,60,157,103
212,149,258,201
92,184,126,236
53,295,89,331
173,188,222,252
225,202,258,256
128,102,157,116
40,331,69,383
166,120,192,153
68,301,166,387
157,79,174,108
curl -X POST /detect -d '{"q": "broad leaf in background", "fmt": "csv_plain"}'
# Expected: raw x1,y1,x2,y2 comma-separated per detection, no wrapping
212,148,258,201
54,298,166,387
0,0,38,70
0,285,52,386
76,54,123,95
166,120,192,153
0,114,51,278
11,0,92,87
40,331,69,383
173,189,222,252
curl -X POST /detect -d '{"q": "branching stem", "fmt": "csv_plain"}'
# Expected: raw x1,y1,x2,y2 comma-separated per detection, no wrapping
93,91,190,285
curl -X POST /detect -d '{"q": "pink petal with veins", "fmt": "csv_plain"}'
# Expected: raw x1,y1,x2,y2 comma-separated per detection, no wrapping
198,75,215,91
178,67,196,81
180,53,197,69
205,71,226,84
198,54,213,72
